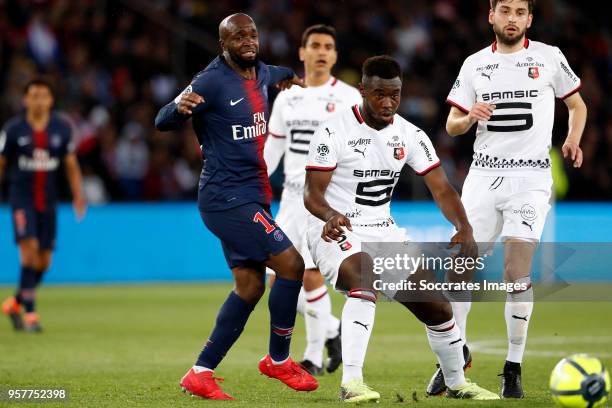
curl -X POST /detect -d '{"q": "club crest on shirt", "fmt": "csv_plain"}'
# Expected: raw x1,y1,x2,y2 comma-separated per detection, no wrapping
528,67,540,79
393,147,405,160
326,102,335,112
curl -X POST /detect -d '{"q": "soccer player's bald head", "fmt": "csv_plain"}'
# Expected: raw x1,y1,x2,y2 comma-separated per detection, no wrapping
219,13,255,41
218,13,260,69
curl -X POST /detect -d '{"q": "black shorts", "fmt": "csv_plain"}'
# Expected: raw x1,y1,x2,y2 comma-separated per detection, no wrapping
200,202,292,268
11,206,57,250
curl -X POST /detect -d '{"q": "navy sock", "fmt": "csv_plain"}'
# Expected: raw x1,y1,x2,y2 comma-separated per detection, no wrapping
196,291,254,369
34,270,45,287
19,266,38,313
268,277,302,362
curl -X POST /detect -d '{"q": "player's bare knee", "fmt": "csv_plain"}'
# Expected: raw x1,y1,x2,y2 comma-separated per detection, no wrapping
235,277,265,304
303,268,323,291
410,301,453,326
338,252,375,292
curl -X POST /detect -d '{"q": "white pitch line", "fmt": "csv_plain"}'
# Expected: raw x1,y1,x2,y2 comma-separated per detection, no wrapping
470,336,612,358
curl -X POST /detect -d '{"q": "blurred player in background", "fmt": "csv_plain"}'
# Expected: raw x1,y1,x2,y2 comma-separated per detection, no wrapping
304,55,499,402
0,79,86,332
426,0,587,398
265,24,362,375
155,13,317,400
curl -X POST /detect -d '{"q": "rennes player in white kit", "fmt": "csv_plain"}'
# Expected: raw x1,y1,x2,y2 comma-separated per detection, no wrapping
426,0,587,399
264,24,362,375
304,55,499,402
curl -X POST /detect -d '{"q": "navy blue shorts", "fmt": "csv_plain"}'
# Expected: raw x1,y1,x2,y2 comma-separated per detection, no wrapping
11,206,57,250
200,202,292,268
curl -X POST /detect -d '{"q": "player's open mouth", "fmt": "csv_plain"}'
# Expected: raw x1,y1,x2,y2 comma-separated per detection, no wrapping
505,26,518,33
315,59,327,65
241,50,257,58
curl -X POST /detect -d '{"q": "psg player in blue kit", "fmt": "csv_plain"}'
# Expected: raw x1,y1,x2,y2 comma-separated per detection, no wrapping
1,79,86,332
155,13,317,400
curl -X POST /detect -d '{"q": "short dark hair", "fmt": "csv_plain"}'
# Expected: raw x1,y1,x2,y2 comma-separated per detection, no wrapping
491,0,535,13
362,55,402,80
301,24,336,47
23,78,54,96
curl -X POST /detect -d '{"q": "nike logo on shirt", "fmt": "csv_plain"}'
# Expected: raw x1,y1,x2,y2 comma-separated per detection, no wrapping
230,98,244,106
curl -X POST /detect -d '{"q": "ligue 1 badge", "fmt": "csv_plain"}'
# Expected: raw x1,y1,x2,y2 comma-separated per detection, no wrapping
528,67,539,79
393,147,405,160
326,102,335,112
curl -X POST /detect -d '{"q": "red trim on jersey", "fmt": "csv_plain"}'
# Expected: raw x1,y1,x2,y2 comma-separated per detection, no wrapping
416,161,441,176
492,37,529,53
331,77,338,86
243,79,272,204
306,165,337,171
558,82,582,100
269,132,286,139
446,99,470,114
352,105,364,124
306,291,328,303
32,129,48,212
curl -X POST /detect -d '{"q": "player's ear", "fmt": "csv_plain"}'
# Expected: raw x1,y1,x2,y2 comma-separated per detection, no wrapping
526,13,533,29
358,82,365,98
299,47,305,62
219,38,225,52
488,8,494,25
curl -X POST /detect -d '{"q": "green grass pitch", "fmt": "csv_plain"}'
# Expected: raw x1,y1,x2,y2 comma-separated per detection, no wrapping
1,283,610,407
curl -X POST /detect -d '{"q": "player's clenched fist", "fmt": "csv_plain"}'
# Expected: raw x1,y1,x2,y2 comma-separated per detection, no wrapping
177,92,204,115
468,102,496,124
322,213,353,242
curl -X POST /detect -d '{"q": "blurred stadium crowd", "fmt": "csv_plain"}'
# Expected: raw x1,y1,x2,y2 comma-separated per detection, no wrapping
0,0,610,202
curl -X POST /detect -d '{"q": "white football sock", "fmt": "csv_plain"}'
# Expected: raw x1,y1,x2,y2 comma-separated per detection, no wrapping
505,277,533,363
303,285,329,367
326,314,341,339
296,286,306,316
450,299,471,347
341,289,376,384
426,318,466,388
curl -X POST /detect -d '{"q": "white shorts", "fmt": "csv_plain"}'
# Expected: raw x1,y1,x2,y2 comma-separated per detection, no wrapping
268,190,316,273
461,172,553,247
307,218,409,289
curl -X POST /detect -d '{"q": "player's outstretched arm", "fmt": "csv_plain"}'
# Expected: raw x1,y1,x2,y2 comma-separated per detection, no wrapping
561,92,587,168
446,103,496,137
423,166,477,258
154,92,204,131
304,169,352,242
64,153,87,221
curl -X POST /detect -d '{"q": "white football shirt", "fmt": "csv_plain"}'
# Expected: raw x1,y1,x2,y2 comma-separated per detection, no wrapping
306,105,440,225
447,39,581,176
264,76,362,193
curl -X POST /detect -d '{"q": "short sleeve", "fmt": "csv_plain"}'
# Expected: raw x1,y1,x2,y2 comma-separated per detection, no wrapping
446,60,475,114
551,47,581,99
175,71,218,113
405,127,441,175
268,91,287,138
267,65,295,86
305,122,342,171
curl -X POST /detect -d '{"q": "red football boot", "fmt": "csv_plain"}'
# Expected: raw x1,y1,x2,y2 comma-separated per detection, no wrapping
180,368,234,400
258,355,319,391
2,296,24,330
